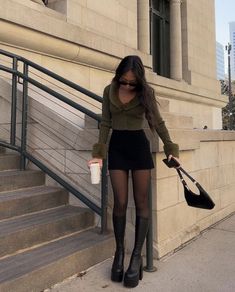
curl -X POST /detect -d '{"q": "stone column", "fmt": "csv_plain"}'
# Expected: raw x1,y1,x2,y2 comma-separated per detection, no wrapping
170,0,182,81
137,0,150,54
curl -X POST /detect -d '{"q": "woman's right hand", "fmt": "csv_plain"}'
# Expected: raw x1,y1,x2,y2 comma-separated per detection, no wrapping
87,158,103,169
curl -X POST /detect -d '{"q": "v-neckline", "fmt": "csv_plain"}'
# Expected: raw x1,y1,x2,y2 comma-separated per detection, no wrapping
109,83,140,109
118,88,137,105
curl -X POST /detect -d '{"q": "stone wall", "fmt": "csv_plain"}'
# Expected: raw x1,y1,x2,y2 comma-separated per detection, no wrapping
182,0,219,92
153,133,235,257
0,0,235,258
41,0,138,49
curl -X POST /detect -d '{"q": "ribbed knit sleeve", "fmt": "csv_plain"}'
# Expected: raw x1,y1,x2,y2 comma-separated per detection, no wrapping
92,86,111,159
155,103,179,158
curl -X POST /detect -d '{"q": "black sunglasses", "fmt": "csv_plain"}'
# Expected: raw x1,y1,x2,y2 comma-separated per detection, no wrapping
119,80,138,87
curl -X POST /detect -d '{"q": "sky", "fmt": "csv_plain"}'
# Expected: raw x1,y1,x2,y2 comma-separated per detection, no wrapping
215,0,235,72
215,0,235,46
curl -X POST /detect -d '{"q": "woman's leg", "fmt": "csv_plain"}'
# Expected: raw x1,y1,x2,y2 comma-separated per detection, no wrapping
124,169,151,288
109,170,129,282
110,170,129,217
131,169,151,218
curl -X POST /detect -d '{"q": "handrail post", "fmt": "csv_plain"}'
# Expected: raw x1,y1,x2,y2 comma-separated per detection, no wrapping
144,178,157,272
10,57,17,146
20,63,29,170
0,48,106,225
101,159,108,234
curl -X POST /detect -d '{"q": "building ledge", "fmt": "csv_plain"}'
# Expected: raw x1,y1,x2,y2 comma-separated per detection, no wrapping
1,0,151,69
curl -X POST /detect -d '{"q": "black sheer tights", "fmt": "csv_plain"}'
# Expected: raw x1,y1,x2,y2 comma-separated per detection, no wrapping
109,169,151,218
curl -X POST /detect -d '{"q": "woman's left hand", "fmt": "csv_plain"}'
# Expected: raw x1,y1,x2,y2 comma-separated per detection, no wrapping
168,155,181,168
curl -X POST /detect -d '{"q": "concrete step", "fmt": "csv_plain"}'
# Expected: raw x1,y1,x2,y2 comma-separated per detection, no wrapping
0,153,20,171
167,129,201,151
0,205,94,258
0,228,114,292
84,114,100,129
162,112,193,129
143,112,193,130
148,128,201,153
0,170,45,192
0,147,5,154
0,186,69,220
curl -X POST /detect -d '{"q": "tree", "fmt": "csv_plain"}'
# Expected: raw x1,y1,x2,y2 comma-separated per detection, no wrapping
220,79,229,95
220,80,235,130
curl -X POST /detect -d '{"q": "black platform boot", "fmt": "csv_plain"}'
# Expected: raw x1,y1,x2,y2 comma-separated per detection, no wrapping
111,215,126,282
124,216,149,288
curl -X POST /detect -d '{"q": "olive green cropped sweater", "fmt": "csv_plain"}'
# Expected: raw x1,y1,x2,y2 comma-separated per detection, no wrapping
92,83,179,159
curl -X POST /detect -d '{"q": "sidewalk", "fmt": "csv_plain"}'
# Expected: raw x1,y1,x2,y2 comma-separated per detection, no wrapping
46,213,235,292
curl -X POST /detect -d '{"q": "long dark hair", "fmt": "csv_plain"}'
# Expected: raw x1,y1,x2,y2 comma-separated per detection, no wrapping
112,55,158,130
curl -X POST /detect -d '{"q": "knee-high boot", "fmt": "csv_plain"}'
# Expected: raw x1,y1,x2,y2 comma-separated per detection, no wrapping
124,216,149,288
111,214,126,282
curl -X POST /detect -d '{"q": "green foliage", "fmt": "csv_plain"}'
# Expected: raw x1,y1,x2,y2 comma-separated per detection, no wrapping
220,80,229,95
220,80,235,130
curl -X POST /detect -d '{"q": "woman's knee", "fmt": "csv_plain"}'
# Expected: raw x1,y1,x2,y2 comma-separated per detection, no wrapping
135,199,149,216
113,201,127,214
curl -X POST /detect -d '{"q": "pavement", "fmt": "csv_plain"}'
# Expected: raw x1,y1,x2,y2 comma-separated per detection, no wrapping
46,213,235,292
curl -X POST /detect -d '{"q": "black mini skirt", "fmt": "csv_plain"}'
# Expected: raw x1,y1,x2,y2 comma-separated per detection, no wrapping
108,130,154,170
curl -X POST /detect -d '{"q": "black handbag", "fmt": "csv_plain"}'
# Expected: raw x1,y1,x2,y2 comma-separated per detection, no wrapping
163,159,215,210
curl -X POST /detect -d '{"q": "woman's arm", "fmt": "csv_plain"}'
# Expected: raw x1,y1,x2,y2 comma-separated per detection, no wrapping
154,103,179,158
91,85,112,160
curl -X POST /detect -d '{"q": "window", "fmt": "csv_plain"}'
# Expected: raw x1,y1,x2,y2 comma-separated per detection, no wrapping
150,0,170,77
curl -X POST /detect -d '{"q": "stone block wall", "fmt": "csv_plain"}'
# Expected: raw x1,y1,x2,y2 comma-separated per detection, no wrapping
46,0,138,49
1,0,235,259
153,136,235,257
181,0,219,92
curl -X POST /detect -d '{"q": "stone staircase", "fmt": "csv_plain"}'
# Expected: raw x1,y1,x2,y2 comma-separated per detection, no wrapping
140,98,199,153
0,149,114,292
0,73,198,292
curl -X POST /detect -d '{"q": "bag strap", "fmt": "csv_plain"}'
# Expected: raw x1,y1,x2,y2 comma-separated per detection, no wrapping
176,169,190,190
178,167,197,184
176,167,199,192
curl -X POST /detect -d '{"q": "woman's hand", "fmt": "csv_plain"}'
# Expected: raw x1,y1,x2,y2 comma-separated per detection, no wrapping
87,158,103,169
167,155,181,169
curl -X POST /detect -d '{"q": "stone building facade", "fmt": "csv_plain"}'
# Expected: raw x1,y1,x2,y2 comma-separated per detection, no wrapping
0,0,235,258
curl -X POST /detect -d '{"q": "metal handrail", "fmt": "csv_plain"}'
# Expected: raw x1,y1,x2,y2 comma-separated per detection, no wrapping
0,48,108,233
0,48,155,267
0,65,101,122
0,49,103,103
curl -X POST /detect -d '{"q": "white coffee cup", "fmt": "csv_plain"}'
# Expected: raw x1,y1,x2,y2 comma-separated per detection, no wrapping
90,163,101,184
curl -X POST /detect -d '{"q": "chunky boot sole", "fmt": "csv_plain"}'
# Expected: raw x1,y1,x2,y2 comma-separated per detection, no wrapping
124,278,139,288
123,272,142,288
111,270,123,282
111,250,124,282
123,259,143,288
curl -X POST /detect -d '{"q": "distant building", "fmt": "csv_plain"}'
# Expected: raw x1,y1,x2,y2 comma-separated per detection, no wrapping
229,22,235,80
216,41,225,80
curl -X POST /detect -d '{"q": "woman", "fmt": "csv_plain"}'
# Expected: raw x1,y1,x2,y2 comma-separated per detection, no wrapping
88,55,180,288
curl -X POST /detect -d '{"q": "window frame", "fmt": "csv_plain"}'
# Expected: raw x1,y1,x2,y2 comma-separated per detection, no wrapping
150,0,170,77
